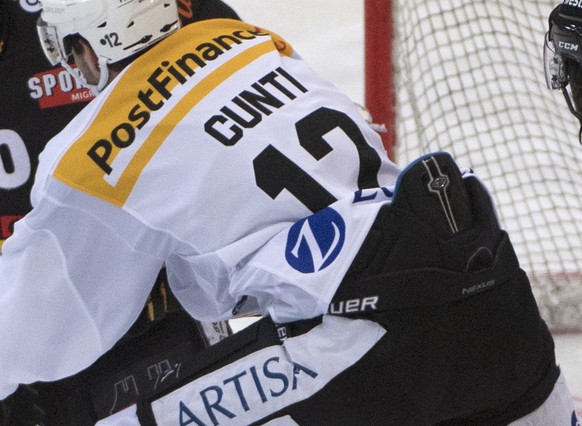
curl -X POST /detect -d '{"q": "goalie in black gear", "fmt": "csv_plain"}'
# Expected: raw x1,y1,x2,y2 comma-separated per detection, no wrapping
544,1,582,143
132,153,576,425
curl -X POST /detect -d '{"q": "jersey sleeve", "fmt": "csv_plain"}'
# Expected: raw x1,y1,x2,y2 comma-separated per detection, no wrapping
0,192,165,399
226,193,391,324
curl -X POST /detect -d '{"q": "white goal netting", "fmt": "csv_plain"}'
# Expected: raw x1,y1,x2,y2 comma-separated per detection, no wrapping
392,0,582,331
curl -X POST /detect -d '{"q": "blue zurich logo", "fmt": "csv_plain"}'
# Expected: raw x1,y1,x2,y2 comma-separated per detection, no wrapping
285,207,346,273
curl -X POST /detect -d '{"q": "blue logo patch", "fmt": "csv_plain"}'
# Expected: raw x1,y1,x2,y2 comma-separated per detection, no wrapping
285,207,345,273
573,410,580,426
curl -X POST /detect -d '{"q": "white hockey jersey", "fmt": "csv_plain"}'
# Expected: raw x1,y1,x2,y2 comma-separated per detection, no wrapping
0,19,400,398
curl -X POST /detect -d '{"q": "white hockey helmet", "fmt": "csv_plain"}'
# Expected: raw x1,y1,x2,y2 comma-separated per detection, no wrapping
37,0,179,91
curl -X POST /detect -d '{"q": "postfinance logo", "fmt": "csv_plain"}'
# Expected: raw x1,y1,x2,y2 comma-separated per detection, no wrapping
285,207,346,273
53,20,293,207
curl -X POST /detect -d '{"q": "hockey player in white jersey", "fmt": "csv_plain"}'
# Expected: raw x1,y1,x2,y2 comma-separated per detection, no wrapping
0,0,241,424
0,0,575,423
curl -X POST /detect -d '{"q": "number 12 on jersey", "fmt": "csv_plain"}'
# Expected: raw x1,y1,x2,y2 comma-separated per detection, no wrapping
253,107,382,212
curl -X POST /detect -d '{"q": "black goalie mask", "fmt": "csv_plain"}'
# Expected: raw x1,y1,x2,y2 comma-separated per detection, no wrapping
544,2,582,143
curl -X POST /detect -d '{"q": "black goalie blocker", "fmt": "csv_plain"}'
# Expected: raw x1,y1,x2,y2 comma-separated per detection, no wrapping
544,2,582,142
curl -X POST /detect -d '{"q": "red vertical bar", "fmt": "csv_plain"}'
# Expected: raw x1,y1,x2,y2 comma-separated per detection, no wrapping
365,0,395,161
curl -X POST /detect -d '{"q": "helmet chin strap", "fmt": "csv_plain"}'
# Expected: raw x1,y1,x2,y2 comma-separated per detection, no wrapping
59,55,110,95
95,56,111,93
561,85,582,145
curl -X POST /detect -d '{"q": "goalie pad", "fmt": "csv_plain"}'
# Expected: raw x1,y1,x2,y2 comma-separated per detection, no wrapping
330,152,559,424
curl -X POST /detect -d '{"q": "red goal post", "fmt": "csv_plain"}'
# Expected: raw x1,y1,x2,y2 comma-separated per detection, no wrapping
365,0,395,161
365,0,582,332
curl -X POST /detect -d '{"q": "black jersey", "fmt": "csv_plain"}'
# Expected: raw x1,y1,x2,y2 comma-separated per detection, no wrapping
0,0,91,246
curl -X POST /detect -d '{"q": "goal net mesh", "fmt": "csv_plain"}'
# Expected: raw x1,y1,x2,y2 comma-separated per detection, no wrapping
391,0,582,331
